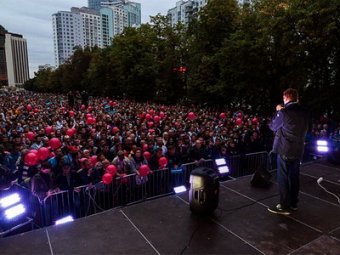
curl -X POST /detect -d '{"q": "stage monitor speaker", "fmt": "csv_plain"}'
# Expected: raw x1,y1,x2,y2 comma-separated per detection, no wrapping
250,167,272,188
189,167,219,215
327,151,340,165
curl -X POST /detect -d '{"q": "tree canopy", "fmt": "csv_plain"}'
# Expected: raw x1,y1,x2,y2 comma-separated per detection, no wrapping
25,0,340,117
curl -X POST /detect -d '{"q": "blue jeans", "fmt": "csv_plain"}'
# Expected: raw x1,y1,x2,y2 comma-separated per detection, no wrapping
277,154,300,209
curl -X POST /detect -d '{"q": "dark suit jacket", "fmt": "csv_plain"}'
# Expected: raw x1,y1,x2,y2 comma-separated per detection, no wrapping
269,102,309,159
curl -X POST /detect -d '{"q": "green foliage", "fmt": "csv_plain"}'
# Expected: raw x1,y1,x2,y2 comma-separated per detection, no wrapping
25,0,340,117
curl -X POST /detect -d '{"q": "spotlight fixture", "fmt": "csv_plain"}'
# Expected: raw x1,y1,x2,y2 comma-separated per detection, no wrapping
316,140,330,153
215,158,226,166
4,204,26,220
55,215,74,225
0,193,21,209
174,185,187,194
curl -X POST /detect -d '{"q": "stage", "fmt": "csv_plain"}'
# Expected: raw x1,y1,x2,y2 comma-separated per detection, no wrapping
1,160,340,254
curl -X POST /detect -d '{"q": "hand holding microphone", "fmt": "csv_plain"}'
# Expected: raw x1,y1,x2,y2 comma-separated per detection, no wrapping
276,104,284,111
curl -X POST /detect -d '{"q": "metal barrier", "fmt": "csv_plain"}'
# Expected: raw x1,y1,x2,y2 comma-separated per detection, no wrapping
3,151,273,230
39,168,177,226
181,159,214,183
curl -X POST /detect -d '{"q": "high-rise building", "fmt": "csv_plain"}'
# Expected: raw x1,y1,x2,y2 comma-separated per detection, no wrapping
52,7,102,66
168,0,208,27
0,25,29,87
88,0,123,11
0,25,7,86
53,2,141,66
98,1,141,47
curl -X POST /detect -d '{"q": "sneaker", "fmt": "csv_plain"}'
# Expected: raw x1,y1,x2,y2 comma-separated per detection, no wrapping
268,204,291,215
290,206,298,211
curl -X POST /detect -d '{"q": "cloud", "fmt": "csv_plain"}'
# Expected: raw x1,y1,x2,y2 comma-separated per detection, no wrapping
0,0,177,77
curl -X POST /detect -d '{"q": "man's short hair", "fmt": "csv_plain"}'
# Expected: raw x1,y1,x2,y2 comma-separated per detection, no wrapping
283,88,298,102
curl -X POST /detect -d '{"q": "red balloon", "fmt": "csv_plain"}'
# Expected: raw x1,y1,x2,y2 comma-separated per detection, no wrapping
26,104,32,111
252,117,258,124
148,129,155,133
30,149,38,155
87,106,92,112
80,157,88,164
86,113,92,118
219,112,226,119
143,151,151,160
109,101,114,106
112,127,119,134
147,121,154,128
237,112,243,118
86,117,96,125
159,111,165,118
154,115,160,122
26,131,35,141
34,108,39,113
106,165,117,176
145,113,151,120
38,147,50,161
236,118,243,126
142,144,149,152
188,112,196,120
24,152,38,166
102,173,113,185
90,155,97,167
50,138,61,149
81,105,86,110
139,164,150,177
149,109,155,116
69,111,75,117
45,126,53,134
158,157,168,168
66,129,75,137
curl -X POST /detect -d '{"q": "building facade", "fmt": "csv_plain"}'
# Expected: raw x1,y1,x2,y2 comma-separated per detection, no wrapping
0,26,7,86
53,2,140,66
168,0,208,27
52,7,102,66
0,26,29,87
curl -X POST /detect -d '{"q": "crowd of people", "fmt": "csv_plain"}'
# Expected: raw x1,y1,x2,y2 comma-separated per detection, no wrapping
0,90,339,202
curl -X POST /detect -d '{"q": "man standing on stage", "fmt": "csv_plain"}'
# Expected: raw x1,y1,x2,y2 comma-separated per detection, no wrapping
268,88,309,215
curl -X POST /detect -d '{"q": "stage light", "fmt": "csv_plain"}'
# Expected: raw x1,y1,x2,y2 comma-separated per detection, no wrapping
317,140,328,146
215,158,226,166
174,185,187,194
4,203,26,220
317,146,329,153
218,166,229,174
55,215,74,225
0,193,21,208
316,140,330,153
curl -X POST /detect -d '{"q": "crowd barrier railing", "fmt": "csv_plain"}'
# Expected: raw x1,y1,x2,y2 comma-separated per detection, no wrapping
39,167,178,226
4,151,273,229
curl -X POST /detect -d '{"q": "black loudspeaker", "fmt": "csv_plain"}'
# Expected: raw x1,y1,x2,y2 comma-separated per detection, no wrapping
327,151,340,165
250,167,272,188
189,167,219,214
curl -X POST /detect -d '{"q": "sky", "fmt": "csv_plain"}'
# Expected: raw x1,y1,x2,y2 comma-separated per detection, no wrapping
0,0,176,77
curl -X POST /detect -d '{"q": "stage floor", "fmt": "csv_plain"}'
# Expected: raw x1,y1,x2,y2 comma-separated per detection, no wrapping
1,160,340,255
